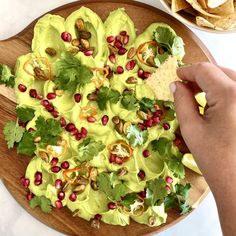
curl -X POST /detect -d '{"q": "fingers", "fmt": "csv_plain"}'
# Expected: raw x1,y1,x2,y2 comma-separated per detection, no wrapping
177,62,232,94
219,66,236,82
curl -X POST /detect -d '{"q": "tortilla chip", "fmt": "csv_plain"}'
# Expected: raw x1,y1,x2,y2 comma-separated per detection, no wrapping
209,10,236,29
198,0,208,9
183,6,199,16
196,16,223,29
171,0,190,12
207,0,228,8
208,0,234,15
145,56,180,102
185,0,222,18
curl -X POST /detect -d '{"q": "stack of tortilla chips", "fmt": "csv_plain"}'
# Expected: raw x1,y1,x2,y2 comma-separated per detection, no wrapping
166,0,236,31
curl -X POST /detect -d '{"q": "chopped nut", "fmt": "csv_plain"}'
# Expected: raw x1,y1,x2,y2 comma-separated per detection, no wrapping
75,177,89,185
91,219,100,229
123,122,132,134
74,184,86,193
137,111,148,120
126,76,137,84
34,136,41,143
148,216,156,226
91,181,98,190
75,18,85,31
34,67,48,80
117,167,128,176
90,167,98,182
45,47,57,57
112,116,120,125
146,56,155,67
38,151,49,162
115,121,124,134
127,47,136,59
80,39,90,49
55,90,64,96
71,39,80,47
87,92,97,101
67,47,80,55
79,31,91,39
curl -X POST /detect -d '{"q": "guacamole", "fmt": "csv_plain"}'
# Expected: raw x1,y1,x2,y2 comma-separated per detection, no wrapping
2,7,193,229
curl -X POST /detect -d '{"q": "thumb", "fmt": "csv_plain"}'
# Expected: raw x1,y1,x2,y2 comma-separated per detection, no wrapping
170,81,202,137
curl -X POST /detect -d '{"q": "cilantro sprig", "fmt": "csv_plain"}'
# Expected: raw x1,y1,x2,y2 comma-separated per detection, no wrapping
17,132,36,156
29,196,52,213
0,64,15,88
16,107,35,123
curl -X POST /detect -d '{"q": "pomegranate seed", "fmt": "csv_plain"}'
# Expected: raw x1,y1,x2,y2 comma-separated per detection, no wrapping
120,31,127,36
70,128,78,136
104,65,111,73
109,154,116,163
29,89,37,98
143,71,152,79
123,35,129,45
19,121,26,128
115,35,122,42
69,192,77,202
34,171,42,181
165,176,173,184
165,185,171,192
163,123,170,130
108,202,116,209
60,117,66,127
41,99,49,107
50,157,59,166
114,40,122,49
87,116,96,123
76,133,82,141
152,117,160,125
51,166,61,173
45,104,54,112
57,191,65,200
138,170,145,180
34,179,42,186
74,93,82,103
47,92,56,100
55,200,63,209
143,149,150,158
18,84,27,92
101,115,109,126
65,123,76,132
144,119,153,128
174,137,182,146
94,214,102,220
138,123,146,130
26,192,34,201
138,190,146,199
81,127,88,138
55,179,63,189
138,69,144,78
118,47,127,55
116,66,124,74
61,31,72,42
36,94,43,100
115,156,123,165
107,36,115,43
126,60,136,71
28,128,35,133
84,50,94,56
20,177,30,188
51,110,59,118
109,54,116,64
61,161,70,170
153,110,163,117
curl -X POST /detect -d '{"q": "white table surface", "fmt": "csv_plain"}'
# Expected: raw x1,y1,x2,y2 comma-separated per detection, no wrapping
0,0,235,235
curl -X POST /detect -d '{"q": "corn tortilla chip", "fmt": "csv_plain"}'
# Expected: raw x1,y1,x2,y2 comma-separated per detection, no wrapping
207,0,228,8
145,56,180,102
198,0,208,9
171,0,191,12
208,0,234,15
196,16,223,29
185,0,222,18
209,10,236,29
184,7,199,16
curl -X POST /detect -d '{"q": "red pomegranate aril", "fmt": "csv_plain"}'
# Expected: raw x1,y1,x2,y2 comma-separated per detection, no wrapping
41,99,49,107
61,31,72,42
55,200,63,209
123,35,129,45
126,60,136,71
51,166,61,173
101,115,109,126
115,35,122,42
29,89,37,98
109,154,116,163
153,110,163,117
20,177,30,188
34,171,42,181
114,40,122,49
47,92,56,100
84,50,94,56
94,213,102,221
18,84,27,92
57,191,65,200
26,192,34,201
138,170,145,180
81,127,88,136
108,202,116,210
34,179,42,186
118,47,127,55
45,104,54,112
50,157,59,166
70,128,78,136
138,69,144,78
109,54,116,64
138,123,146,130
144,119,153,128
51,110,59,118
60,117,66,127
163,123,170,130
174,137,182,146
120,30,127,36
116,66,124,74
76,133,82,141
55,179,63,189
87,116,96,123
28,128,35,133
65,123,76,132
61,161,70,170
115,156,123,165
36,94,43,100
138,190,146,199
143,149,150,158
143,71,152,79
165,185,171,192
107,36,115,43
165,176,173,184
69,192,77,202
74,93,82,103
152,117,160,125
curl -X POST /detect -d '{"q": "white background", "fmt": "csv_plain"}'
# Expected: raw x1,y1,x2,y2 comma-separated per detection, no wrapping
0,0,235,235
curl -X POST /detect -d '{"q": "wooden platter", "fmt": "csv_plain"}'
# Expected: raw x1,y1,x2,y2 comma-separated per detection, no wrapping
0,0,214,235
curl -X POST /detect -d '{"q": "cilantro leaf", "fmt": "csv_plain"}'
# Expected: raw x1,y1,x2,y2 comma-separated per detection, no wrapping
34,116,62,147
16,107,35,123
3,121,25,148
164,194,177,209
151,137,172,156
97,87,121,110
121,92,138,110
111,183,127,201
77,138,105,162
29,196,52,213
154,52,169,67
168,158,185,179
120,193,137,210
17,132,36,156
54,52,93,92
0,64,15,88
175,183,191,199
126,125,148,147
139,98,158,113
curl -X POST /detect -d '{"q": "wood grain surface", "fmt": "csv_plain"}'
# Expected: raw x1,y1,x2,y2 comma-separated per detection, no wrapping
0,1,214,235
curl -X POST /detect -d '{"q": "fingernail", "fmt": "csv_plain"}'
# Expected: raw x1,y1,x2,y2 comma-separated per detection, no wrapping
169,82,176,94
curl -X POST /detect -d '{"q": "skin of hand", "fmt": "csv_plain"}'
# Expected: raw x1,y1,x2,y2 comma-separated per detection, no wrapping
170,62,236,236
